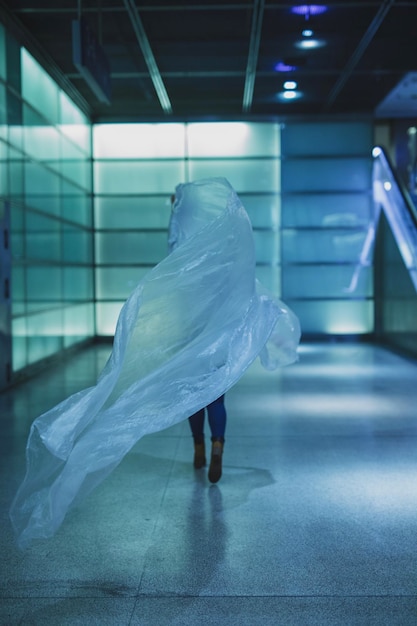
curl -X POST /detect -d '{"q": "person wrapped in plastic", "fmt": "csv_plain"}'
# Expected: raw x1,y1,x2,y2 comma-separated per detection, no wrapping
10,177,301,549
168,189,227,483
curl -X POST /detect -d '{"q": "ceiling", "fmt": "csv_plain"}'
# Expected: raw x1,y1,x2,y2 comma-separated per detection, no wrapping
1,0,417,122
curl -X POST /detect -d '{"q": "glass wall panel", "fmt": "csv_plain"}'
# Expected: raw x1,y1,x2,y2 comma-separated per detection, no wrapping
61,136,91,190
63,226,92,264
95,195,172,229
63,268,93,300
0,138,7,195
26,266,62,302
282,229,368,263
281,120,374,335
187,122,280,157
3,33,94,377
289,300,373,334
96,267,149,300
96,302,124,335
21,49,59,124
62,181,93,226
27,309,63,364
25,161,60,197
94,160,185,195
7,95,23,148
11,264,25,315
0,23,5,80
281,122,373,156
59,91,90,154
12,317,27,371
95,231,167,265
93,120,373,338
23,105,60,165
255,266,281,295
8,151,23,206
282,193,372,228
253,231,280,264
94,123,186,159
281,158,371,193
63,303,94,349
93,121,281,336
0,84,7,142
188,159,279,193
283,265,372,299
25,213,61,262
239,194,281,229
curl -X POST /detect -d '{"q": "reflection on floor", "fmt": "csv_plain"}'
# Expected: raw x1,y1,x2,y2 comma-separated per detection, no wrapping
1,341,417,625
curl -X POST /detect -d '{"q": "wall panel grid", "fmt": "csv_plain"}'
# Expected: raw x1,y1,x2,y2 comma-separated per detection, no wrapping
280,121,374,334
1,23,94,375
93,122,281,335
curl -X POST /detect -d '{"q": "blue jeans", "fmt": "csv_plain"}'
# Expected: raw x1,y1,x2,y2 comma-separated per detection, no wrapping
188,395,226,442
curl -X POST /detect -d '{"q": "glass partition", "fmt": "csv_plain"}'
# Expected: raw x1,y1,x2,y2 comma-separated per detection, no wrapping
93,121,281,334
1,28,94,376
373,146,417,356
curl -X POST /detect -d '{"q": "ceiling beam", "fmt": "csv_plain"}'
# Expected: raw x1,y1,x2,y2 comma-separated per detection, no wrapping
325,0,396,110
242,0,264,113
122,0,173,114
0,0,91,117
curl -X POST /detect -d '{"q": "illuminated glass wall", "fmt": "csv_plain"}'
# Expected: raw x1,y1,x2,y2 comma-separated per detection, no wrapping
94,120,374,337
93,122,280,335
0,22,94,374
281,121,374,334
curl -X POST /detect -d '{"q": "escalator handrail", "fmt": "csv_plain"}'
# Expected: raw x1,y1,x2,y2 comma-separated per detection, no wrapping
373,144,417,229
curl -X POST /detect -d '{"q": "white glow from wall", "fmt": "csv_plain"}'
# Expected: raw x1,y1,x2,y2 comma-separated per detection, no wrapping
187,122,249,157
93,123,186,158
21,48,59,123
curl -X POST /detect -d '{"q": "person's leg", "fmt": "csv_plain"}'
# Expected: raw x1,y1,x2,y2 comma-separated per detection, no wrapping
206,395,226,482
188,409,206,468
206,395,226,441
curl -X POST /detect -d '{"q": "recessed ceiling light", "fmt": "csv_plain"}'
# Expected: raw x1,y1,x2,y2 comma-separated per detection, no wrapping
302,29,314,37
295,38,325,49
277,90,302,101
283,81,298,90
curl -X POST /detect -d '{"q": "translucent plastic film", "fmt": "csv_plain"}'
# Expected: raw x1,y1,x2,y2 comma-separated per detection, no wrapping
10,177,300,548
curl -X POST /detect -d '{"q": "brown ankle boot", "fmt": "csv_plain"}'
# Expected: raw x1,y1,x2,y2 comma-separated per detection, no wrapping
193,442,206,469
208,440,224,483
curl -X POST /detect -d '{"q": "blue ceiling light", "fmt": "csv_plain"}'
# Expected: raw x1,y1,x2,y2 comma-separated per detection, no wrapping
274,60,298,72
291,5,328,17
302,28,314,37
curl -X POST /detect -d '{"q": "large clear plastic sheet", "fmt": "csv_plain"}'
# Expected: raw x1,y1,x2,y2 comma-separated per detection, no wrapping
10,177,300,548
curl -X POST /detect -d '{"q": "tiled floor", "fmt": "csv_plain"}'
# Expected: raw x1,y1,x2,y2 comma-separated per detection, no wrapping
1,341,417,625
